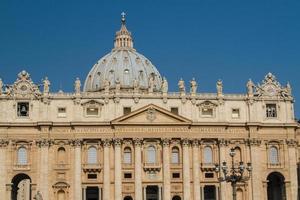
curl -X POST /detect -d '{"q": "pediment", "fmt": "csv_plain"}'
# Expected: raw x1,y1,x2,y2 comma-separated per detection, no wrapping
111,104,192,125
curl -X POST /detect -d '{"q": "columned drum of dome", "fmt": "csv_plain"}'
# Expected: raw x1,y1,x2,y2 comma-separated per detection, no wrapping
84,13,162,92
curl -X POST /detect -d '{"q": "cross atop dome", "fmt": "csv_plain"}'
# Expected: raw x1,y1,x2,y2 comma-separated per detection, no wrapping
114,12,134,49
121,12,126,24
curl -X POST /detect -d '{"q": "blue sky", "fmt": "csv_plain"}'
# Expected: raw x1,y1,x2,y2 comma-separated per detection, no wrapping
1,0,300,117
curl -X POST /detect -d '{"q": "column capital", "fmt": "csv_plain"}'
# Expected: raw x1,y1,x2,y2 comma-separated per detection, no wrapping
181,138,190,147
133,138,143,146
102,139,112,147
192,139,199,147
0,139,9,148
113,138,122,147
218,138,229,147
247,138,261,146
162,138,170,147
70,139,82,147
286,139,298,147
36,139,53,148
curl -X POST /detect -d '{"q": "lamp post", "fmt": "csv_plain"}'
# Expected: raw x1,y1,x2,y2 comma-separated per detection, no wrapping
215,148,252,200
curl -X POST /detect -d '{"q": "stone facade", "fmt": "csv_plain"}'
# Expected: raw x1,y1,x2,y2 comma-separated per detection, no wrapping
0,14,299,200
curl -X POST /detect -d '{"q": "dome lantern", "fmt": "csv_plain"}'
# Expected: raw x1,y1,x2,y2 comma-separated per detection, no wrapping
114,12,134,49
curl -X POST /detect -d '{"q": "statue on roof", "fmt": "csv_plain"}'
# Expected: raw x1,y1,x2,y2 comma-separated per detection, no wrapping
133,78,139,94
115,78,121,94
216,79,223,96
42,77,50,94
74,77,81,94
104,79,110,94
178,78,185,93
247,79,254,97
190,78,197,95
161,77,168,94
148,75,155,94
34,191,43,200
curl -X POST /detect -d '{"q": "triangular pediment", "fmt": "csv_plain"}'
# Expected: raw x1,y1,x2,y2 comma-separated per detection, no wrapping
111,104,192,125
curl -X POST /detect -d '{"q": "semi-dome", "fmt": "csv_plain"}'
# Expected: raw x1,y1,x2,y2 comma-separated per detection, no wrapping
83,13,162,92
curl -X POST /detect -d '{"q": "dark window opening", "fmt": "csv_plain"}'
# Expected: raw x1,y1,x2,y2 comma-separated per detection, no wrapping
87,174,97,179
204,185,216,200
17,102,29,117
123,107,131,115
266,104,277,118
171,107,178,115
124,173,132,179
205,173,214,178
172,173,180,178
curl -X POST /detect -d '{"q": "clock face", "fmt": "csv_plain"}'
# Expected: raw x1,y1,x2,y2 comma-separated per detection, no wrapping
265,85,276,96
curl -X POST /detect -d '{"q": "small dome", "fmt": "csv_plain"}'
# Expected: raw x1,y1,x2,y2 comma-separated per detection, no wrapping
83,13,162,92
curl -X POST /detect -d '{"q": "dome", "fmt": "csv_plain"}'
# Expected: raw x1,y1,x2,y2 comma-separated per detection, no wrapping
83,13,162,92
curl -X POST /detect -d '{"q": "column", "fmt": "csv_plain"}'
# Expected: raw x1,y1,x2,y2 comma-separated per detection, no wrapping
249,139,262,200
182,138,191,200
0,140,8,199
192,139,200,200
162,138,171,200
287,139,298,200
218,139,228,200
73,139,82,200
114,138,122,200
103,139,111,200
37,139,51,200
82,187,86,200
134,138,143,200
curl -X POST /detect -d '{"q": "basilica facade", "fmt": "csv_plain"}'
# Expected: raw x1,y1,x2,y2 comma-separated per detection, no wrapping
0,14,299,200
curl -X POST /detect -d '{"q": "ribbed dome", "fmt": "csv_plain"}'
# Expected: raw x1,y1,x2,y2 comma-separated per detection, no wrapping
83,13,162,92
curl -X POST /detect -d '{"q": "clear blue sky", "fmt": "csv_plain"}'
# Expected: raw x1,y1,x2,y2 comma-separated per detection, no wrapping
1,0,300,117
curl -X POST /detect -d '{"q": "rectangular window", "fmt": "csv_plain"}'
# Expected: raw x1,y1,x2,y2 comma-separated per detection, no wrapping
266,104,277,118
57,107,67,118
124,173,132,179
202,108,213,117
205,173,214,178
17,102,29,117
123,107,131,115
87,174,97,179
232,108,240,118
86,107,99,116
172,173,180,178
171,107,179,115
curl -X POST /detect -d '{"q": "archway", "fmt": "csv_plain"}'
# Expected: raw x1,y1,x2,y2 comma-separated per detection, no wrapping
267,172,286,200
172,195,181,200
124,196,133,200
11,173,31,200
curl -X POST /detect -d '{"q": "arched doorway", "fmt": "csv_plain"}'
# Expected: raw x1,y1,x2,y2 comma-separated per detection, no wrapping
267,172,286,200
172,195,181,200
11,173,31,200
124,196,133,200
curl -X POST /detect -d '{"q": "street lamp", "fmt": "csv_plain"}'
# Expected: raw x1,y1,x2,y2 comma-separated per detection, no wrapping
215,148,252,200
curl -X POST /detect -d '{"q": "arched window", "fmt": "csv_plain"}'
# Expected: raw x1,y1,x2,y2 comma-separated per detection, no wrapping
203,146,213,164
269,146,279,164
171,147,180,164
18,147,27,165
123,147,132,164
87,146,97,164
147,146,156,164
57,147,66,164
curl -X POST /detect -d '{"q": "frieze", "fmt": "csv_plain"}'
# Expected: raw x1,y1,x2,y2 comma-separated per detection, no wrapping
52,127,112,134
115,127,189,134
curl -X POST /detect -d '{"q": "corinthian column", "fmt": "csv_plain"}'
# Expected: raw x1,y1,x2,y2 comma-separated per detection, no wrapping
287,139,298,200
182,139,191,200
249,139,262,200
114,138,122,200
218,139,228,200
162,138,171,200
72,139,82,200
103,139,111,200
134,138,143,200
192,139,200,200
0,140,8,199
37,139,51,200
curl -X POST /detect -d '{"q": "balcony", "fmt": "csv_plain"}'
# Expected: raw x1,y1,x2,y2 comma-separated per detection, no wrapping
201,163,216,172
143,163,161,172
13,164,31,171
82,163,102,173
